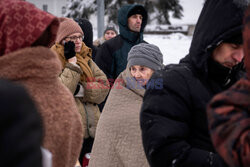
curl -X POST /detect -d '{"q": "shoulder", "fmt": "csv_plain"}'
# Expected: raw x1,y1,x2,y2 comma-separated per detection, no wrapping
101,35,124,51
152,64,193,83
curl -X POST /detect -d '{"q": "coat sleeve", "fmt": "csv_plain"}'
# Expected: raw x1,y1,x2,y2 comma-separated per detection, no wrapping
95,42,114,80
81,59,110,104
140,69,227,167
59,63,83,94
207,79,250,167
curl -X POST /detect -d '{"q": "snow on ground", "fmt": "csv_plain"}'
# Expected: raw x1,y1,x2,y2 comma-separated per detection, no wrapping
144,33,192,65
93,33,192,65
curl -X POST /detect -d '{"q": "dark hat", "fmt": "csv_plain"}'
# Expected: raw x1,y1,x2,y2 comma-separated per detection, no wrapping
223,32,243,45
127,43,164,71
127,5,147,18
104,25,118,35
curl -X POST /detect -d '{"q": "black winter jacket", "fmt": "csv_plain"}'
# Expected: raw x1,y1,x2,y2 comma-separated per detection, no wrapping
140,0,247,167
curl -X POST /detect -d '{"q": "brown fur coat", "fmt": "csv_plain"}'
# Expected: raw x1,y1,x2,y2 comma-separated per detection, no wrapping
0,46,83,167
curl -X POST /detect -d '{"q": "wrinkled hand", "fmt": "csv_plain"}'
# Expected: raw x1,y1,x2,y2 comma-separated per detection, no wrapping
64,41,76,59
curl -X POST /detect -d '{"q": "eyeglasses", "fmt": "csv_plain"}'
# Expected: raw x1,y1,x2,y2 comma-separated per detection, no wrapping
65,35,84,41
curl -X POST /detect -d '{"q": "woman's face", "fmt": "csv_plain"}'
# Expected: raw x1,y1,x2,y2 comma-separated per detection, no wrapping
130,65,154,86
104,30,117,41
63,32,83,53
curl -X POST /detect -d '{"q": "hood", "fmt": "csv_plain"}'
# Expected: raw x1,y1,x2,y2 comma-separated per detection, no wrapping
118,4,148,43
0,0,59,56
182,0,247,74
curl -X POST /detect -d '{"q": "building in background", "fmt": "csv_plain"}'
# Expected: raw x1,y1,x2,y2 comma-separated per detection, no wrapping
25,0,67,16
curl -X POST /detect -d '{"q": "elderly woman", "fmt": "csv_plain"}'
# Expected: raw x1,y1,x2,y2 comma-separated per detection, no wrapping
51,18,109,165
89,43,164,167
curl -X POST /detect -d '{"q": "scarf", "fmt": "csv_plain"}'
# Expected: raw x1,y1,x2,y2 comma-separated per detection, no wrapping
51,42,94,82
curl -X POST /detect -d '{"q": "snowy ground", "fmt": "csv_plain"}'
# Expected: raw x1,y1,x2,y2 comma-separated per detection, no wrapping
94,33,193,65
144,33,192,65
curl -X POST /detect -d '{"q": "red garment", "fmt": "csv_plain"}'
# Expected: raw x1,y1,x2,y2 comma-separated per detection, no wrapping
207,6,250,167
0,0,58,55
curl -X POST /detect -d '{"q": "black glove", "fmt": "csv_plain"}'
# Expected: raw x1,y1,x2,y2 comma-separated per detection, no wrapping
64,41,76,59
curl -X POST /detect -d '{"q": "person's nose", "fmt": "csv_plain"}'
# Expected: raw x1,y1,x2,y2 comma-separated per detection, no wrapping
134,71,141,78
233,48,244,63
136,17,142,24
74,37,81,43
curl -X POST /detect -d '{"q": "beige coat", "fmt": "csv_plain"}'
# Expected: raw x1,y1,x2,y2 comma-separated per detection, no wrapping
89,68,150,167
0,47,83,167
51,44,109,138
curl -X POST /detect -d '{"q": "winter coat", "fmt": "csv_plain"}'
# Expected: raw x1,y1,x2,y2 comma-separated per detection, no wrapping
95,4,148,81
0,1,83,167
51,43,109,139
140,0,247,167
207,6,250,167
0,79,43,167
0,47,83,167
89,68,149,167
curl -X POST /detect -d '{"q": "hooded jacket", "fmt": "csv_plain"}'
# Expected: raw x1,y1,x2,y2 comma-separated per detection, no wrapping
140,0,247,166
207,5,250,167
0,1,83,167
95,4,148,81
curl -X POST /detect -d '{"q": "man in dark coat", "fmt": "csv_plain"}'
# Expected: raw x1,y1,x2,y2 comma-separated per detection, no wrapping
207,5,250,167
140,0,247,166
95,4,148,84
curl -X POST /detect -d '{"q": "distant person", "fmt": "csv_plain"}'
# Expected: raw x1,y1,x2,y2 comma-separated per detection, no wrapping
93,24,118,47
0,79,43,167
140,0,246,166
74,18,98,61
51,17,110,167
89,43,164,167
0,0,83,167
207,5,250,167
95,4,148,83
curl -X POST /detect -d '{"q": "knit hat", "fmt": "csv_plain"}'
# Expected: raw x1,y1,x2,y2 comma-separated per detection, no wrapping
127,5,147,19
127,43,164,71
55,17,83,43
104,25,118,35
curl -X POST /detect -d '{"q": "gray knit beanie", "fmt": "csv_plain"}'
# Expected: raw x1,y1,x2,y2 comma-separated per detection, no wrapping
127,43,164,71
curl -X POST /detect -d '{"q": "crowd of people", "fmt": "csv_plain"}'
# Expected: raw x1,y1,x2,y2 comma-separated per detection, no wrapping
0,0,250,167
